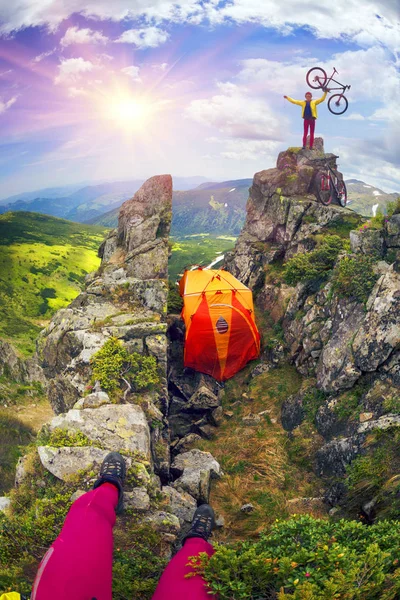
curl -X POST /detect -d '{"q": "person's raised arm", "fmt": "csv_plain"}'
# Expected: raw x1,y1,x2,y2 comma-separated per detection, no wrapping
284,96,303,106
315,90,328,105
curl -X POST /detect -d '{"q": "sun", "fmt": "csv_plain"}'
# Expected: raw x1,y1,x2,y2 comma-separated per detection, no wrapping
104,93,151,130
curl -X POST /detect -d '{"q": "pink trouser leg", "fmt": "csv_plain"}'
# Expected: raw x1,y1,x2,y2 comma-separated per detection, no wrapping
303,119,309,147
152,537,217,600
309,119,315,148
32,483,118,600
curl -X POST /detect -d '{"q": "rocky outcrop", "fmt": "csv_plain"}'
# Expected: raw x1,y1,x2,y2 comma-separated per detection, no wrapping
38,175,172,414
283,263,400,393
19,174,222,556
0,340,45,386
226,139,358,289
224,142,399,518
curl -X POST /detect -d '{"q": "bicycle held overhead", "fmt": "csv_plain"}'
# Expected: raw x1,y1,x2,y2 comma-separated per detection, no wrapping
306,67,351,115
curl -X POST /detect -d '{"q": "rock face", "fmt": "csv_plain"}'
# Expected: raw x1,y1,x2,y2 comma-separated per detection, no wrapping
223,142,400,517
16,174,222,557
226,139,355,289
37,446,109,481
38,175,172,414
0,339,46,386
47,404,152,458
283,264,400,393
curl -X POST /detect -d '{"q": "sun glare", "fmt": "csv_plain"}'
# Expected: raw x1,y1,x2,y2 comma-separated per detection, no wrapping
104,94,150,130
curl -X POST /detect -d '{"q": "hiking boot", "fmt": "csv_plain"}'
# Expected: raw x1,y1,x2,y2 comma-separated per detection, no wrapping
183,504,215,544
302,146,306,150
93,452,126,514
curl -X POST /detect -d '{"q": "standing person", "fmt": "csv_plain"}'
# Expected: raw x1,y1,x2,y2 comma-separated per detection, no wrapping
284,90,327,149
23,452,217,600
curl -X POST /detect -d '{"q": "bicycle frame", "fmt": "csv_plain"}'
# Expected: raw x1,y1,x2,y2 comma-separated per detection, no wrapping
321,162,340,195
316,68,351,94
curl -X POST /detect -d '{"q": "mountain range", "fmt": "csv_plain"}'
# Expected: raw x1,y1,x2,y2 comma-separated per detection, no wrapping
345,179,398,216
0,176,397,237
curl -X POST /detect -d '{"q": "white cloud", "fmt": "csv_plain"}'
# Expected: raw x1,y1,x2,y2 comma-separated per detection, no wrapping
2,0,396,52
0,96,17,114
121,65,142,82
54,57,96,85
68,87,88,98
33,48,56,62
342,113,366,121
152,62,169,71
116,26,169,48
60,26,108,47
187,82,288,141
220,139,281,161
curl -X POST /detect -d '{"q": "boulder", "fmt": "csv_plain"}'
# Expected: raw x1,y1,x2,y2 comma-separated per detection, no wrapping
171,449,221,503
48,404,151,458
123,488,151,512
141,511,180,535
171,449,221,478
350,229,384,258
38,446,108,481
0,497,11,512
171,434,202,455
357,414,400,434
161,486,197,525
172,467,212,503
186,386,219,412
242,413,261,426
281,393,305,431
74,390,110,409
240,503,255,513
315,437,361,477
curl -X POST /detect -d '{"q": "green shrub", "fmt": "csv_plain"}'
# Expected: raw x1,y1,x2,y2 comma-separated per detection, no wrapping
283,236,346,286
387,197,400,217
302,388,327,422
167,281,183,314
113,522,167,599
37,428,97,448
344,429,400,521
331,255,378,303
40,287,57,299
383,395,400,413
90,337,160,393
191,515,400,599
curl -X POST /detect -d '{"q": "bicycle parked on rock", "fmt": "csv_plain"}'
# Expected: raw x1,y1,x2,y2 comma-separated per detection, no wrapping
314,160,347,207
306,67,351,115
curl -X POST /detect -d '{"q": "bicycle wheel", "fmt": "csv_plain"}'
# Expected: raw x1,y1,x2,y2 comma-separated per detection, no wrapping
306,67,327,89
328,94,349,115
336,180,347,207
314,172,331,205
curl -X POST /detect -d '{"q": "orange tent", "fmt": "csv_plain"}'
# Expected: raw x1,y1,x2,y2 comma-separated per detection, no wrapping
179,268,260,381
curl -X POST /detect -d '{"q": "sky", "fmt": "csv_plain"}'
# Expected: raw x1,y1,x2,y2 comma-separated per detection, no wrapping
0,0,399,199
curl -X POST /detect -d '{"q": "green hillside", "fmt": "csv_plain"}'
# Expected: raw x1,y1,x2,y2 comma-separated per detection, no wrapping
0,212,109,355
346,179,399,216
169,234,236,282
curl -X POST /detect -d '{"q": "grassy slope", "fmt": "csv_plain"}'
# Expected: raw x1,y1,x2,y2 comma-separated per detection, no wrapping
0,212,108,355
197,312,324,542
169,234,236,282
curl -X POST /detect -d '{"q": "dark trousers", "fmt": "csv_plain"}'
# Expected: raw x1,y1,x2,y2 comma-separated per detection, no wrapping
303,118,315,148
